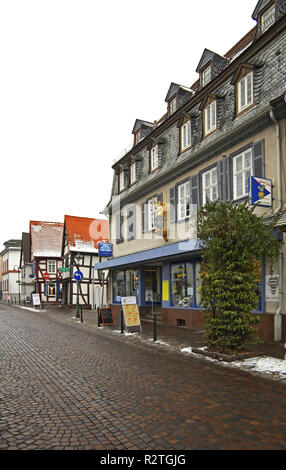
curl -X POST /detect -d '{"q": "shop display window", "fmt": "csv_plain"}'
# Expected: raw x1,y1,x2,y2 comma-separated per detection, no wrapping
171,263,193,307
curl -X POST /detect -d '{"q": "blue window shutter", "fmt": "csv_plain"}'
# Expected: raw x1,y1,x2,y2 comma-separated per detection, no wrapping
142,202,148,233
127,206,136,241
228,156,233,201
190,174,200,209
217,160,223,201
44,283,48,296
169,187,176,223
217,156,229,202
253,139,265,178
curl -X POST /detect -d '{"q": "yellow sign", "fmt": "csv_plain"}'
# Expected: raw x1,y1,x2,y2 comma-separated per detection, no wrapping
162,280,169,301
122,304,141,327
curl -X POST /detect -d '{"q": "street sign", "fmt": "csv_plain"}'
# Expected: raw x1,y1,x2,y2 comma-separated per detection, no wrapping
249,177,272,207
58,267,70,273
43,273,50,280
29,274,35,278
74,270,83,282
98,242,112,257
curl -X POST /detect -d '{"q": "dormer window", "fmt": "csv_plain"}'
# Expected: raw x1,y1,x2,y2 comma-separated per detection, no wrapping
261,4,275,33
119,171,125,192
150,145,159,172
180,118,191,152
204,100,217,136
238,71,253,113
169,97,177,115
201,64,211,86
130,162,136,185
134,130,141,146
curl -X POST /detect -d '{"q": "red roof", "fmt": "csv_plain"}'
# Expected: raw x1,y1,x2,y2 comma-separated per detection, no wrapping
64,215,109,252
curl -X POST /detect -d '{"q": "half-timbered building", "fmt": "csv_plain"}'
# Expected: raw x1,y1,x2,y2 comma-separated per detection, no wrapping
30,221,64,304
61,215,109,308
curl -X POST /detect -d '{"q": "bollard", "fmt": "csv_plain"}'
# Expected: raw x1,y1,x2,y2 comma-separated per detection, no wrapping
153,311,157,342
120,309,124,334
80,306,83,323
97,307,101,327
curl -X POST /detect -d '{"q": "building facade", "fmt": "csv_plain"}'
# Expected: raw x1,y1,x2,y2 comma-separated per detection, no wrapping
96,1,286,343
30,221,64,304
19,232,34,303
61,215,109,308
0,240,22,301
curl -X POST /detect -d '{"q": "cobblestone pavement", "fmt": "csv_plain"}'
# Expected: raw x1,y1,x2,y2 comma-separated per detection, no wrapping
0,304,286,450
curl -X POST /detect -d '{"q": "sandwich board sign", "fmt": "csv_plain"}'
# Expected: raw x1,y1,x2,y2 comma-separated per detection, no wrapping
32,293,41,306
121,296,142,333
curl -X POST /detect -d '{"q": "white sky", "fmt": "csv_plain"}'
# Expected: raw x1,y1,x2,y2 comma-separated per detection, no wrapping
0,0,259,248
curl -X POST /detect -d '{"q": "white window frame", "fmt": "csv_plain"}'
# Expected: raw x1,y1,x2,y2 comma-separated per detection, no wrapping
169,97,177,115
181,119,191,151
47,260,56,274
261,4,275,33
204,100,217,135
150,145,159,172
233,148,253,200
202,65,211,86
119,171,125,192
130,162,136,185
238,72,253,113
178,181,191,221
202,168,218,205
147,198,157,231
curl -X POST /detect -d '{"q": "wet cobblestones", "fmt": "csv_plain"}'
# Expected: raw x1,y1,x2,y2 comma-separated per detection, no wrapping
0,304,286,450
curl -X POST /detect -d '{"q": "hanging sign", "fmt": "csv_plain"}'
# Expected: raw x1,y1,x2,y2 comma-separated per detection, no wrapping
265,275,280,302
121,297,141,333
249,177,272,207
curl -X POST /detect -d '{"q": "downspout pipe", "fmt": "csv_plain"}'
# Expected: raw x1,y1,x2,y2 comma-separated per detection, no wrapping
270,107,283,342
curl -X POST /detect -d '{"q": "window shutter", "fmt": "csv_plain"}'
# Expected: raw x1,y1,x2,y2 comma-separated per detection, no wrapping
142,202,148,233
116,213,124,244
190,174,200,209
127,206,136,241
253,139,265,178
217,156,229,202
169,187,177,223
228,156,233,201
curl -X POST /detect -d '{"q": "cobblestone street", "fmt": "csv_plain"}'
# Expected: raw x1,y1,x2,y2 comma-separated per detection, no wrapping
0,303,286,450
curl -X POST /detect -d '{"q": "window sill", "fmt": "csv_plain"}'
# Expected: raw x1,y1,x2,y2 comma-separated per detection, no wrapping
203,127,218,139
236,102,256,118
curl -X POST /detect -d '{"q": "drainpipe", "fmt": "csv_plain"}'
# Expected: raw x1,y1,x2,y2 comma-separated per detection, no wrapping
270,107,283,342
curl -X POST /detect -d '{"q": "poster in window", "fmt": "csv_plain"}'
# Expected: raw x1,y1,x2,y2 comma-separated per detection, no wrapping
265,275,279,302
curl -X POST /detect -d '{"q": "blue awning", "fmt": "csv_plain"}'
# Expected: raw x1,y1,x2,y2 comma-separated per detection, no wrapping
94,238,201,270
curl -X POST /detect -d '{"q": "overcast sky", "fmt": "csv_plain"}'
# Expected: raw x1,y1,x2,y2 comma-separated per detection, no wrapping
0,0,259,248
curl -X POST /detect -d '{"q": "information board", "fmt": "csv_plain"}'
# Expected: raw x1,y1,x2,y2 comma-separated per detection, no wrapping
32,294,41,306
121,297,141,333
100,307,114,325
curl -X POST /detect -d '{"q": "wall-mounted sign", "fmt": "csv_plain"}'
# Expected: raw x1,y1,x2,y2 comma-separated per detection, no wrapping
98,242,112,257
265,275,280,302
58,267,70,273
162,281,169,302
29,274,35,279
249,177,272,207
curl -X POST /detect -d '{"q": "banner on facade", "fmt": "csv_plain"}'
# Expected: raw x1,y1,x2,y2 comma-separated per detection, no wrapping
265,275,280,302
249,177,272,207
121,296,141,333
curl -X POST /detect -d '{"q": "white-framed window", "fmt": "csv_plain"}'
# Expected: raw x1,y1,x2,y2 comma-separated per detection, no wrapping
233,148,253,200
147,198,157,231
181,119,191,151
150,145,159,172
202,168,218,205
204,100,217,135
261,4,275,33
47,260,56,274
238,72,253,112
130,162,136,185
134,130,141,145
178,181,191,221
119,171,125,192
202,65,211,86
169,97,177,115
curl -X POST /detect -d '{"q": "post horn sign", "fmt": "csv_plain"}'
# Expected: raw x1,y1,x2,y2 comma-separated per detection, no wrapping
249,177,272,207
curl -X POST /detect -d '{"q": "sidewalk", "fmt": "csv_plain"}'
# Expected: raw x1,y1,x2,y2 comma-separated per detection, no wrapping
9,302,286,381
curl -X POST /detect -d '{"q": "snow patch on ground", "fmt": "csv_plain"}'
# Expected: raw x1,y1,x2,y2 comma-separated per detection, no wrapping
14,305,46,313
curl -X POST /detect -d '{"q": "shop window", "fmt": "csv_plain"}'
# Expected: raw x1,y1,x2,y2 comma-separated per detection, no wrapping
195,262,202,307
171,263,193,307
112,269,139,303
113,270,125,302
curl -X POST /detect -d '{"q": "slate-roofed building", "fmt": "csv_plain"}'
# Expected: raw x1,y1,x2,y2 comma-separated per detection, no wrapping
96,0,286,343
30,221,64,304
61,215,109,308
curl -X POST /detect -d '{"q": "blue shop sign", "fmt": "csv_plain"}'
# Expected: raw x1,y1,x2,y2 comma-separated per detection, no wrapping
98,242,113,257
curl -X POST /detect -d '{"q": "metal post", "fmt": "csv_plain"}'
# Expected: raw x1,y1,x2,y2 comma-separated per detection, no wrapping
153,311,157,342
80,306,83,323
76,281,80,318
97,306,101,327
121,309,124,333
